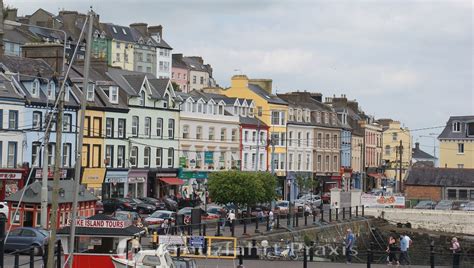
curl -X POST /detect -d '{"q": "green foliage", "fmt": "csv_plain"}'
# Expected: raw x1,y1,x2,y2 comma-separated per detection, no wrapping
207,171,277,208
171,81,181,92
296,175,317,193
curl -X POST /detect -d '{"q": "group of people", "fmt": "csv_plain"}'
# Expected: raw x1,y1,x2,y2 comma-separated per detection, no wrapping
385,233,412,266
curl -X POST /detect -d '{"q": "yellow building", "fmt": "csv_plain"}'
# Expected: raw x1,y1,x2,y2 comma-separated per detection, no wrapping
438,116,474,169
379,119,411,181
106,24,135,71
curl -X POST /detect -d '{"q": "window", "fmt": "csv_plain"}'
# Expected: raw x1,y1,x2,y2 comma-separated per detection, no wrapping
115,53,120,62
8,110,18,129
6,142,17,168
457,164,464,169
86,84,95,101
257,107,263,117
316,112,321,123
324,112,329,124
84,116,90,136
118,119,126,138
392,132,398,141
92,145,101,168
459,189,468,200
251,153,256,169
288,154,293,170
333,135,338,148
260,132,265,145
244,131,249,142
317,155,322,171
271,111,285,126
32,80,40,96
47,81,55,100
452,121,461,132
183,125,189,139
33,112,42,130
200,77,204,85
221,128,227,141
193,76,197,84
124,52,129,63
156,148,162,167
168,119,175,139
62,143,71,167
288,132,293,146
144,147,151,167
139,91,145,106
117,146,126,168
0,110,3,129
306,132,310,147
447,189,457,200
306,154,310,170
209,127,215,140
130,146,138,167
144,117,151,137
232,129,238,141
333,155,338,171
105,145,113,168
458,143,464,154
93,117,101,137
106,118,114,138
251,131,256,143
132,116,139,136
109,86,119,103
297,154,302,170
325,155,330,171
385,145,391,156
317,133,322,148
168,148,174,167
259,153,264,170
63,114,72,132
297,132,301,147
278,153,286,170
31,142,41,167
218,104,224,115
196,126,202,139
325,134,330,148
156,118,163,138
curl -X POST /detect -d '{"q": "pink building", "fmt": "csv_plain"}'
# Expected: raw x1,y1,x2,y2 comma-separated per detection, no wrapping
172,54,190,92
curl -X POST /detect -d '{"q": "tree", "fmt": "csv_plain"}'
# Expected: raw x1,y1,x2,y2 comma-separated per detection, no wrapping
207,171,277,209
171,81,181,92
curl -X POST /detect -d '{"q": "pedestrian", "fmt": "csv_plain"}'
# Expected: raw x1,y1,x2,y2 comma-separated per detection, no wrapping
345,228,355,264
399,234,410,265
268,210,274,230
449,237,461,268
304,204,311,217
257,210,264,223
228,210,236,232
386,235,399,266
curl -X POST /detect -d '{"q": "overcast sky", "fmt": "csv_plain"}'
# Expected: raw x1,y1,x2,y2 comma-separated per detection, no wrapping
8,0,473,155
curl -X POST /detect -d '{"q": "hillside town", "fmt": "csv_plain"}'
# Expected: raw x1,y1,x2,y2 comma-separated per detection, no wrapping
0,3,472,268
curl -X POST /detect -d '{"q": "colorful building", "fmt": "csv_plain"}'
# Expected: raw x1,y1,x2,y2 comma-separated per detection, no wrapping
104,23,135,71
438,116,474,169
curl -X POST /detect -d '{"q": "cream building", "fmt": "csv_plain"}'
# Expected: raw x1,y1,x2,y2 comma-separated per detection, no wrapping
378,119,411,181
438,116,474,169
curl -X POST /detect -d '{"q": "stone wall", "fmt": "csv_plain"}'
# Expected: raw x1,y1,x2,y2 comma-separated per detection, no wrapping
365,208,474,234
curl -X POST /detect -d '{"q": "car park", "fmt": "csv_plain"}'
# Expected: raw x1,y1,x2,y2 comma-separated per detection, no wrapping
413,200,437,209
4,227,50,255
434,200,454,210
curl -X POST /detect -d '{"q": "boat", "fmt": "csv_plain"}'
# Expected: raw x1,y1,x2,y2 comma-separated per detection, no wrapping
111,244,176,268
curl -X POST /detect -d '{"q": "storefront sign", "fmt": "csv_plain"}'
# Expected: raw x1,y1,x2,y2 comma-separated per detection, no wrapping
156,172,178,178
105,177,127,183
68,219,126,228
178,170,208,180
0,172,22,180
190,236,205,247
204,151,214,164
361,194,405,208
35,169,67,179
128,177,146,183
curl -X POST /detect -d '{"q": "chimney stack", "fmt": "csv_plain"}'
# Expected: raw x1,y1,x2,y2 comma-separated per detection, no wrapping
148,25,163,39
249,79,272,94
415,142,420,150
130,23,148,36
6,8,17,21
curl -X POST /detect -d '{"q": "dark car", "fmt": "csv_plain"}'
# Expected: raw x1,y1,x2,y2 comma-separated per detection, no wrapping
5,227,50,255
144,210,176,226
95,201,104,214
102,198,137,213
139,197,167,210
163,197,178,211
414,200,437,209
435,200,454,210
126,198,157,214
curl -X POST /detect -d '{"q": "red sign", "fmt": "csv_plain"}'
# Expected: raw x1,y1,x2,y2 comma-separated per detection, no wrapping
67,219,126,229
0,173,22,180
35,169,67,179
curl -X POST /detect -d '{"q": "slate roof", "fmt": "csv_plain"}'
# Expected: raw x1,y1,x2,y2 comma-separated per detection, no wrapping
405,167,474,187
5,180,97,204
438,116,474,140
182,57,212,73
107,68,169,100
0,74,26,100
57,214,145,237
0,55,55,77
239,116,267,127
248,84,287,105
412,143,437,160
103,23,135,42
172,54,188,69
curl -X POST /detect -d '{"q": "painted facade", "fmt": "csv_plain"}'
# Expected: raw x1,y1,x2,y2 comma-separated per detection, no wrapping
379,120,411,181
105,24,135,71
438,116,474,169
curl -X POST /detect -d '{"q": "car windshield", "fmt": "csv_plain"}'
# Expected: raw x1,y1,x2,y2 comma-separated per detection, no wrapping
151,211,170,218
276,202,288,207
37,229,49,237
178,208,192,214
132,199,143,204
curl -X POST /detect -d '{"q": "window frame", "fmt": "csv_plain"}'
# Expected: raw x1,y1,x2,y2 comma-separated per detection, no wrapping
132,116,139,137
32,111,42,130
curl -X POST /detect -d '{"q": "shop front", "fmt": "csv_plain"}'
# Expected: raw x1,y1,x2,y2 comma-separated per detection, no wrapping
286,172,313,201
0,168,28,200
82,168,106,198
103,169,128,199
178,169,208,205
127,169,147,198
33,168,74,181
154,168,181,198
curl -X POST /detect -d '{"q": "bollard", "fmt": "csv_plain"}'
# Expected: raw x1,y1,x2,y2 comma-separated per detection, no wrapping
329,208,332,222
309,241,315,262
216,220,222,236
199,223,202,236
251,239,258,258
188,225,192,235
287,211,291,226
367,242,374,268
29,247,34,268
56,239,62,268
313,211,316,224
349,207,352,219
430,241,435,268
303,246,308,268
320,207,324,222
343,207,346,220
0,215,5,268
356,206,359,217
243,218,248,235
255,217,260,233
304,213,308,226
203,223,207,236
296,212,299,227
335,208,339,221
177,246,181,257
362,206,365,217
238,247,244,268
231,220,235,237
276,213,280,229
152,231,158,249
266,215,270,231
13,253,19,268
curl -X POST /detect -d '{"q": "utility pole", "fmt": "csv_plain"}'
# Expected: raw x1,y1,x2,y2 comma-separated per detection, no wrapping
40,115,51,229
270,135,275,175
67,11,93,268
47,78,64,268
399,140,403,193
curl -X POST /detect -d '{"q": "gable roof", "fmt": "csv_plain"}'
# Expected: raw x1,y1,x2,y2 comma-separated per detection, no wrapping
248,84,287,105
405,167,474,187
438,116,474,140
0,74,25,101
0,55,54,77
412,143,437,160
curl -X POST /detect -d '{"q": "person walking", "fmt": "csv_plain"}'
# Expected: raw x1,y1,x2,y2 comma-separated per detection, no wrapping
450,237,461,268
399,234,411,265
228,210,236,234
345,228,355,264
386,235,399,266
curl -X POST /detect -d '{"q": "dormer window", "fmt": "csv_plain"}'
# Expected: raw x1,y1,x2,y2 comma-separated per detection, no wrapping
249,107,255,117
86,83,95,101
297,109,302,122
197,101,204,113
208,104,214,115
122,28,127,35
64,84,71,102
185,101,192,112
218,104,224,115
241,107,247,117
112,27,117,34
109,86,119,104
32,79,40,97
139,90,145,106
452,121,461,132
47,81,55,100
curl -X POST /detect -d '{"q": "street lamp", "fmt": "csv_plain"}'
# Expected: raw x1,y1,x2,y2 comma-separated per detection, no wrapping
420,133,438,159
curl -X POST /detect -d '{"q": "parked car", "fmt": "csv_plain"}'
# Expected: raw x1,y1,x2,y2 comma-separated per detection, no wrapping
462,201,474,211
4,227,50,255
113,211,142,226
102,198,137,213
139,197,167,210
0,202,9,218
453,201,469,210
126,198,157,214
94,201,104,214
295,196,322,208
321,192,331,204
414,200,437,209
177,207,219,224
144,210,176,226
435,200,454,210
206,205,226,216
274,201,290,215
163,197,178,211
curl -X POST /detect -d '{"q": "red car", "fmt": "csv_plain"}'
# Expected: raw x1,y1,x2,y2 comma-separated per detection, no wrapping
144,210,176,226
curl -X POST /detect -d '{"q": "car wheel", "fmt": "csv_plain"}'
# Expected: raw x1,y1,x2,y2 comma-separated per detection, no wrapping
33,244,43,256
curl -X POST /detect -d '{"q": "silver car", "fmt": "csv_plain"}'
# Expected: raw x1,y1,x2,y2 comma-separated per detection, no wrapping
462,201,474,211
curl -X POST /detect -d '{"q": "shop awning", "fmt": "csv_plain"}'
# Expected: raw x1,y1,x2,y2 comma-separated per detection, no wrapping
81,168,106,186
368,173,384,180
160,177,184,185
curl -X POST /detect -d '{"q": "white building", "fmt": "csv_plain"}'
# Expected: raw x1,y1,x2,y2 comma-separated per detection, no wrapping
148,25,173,79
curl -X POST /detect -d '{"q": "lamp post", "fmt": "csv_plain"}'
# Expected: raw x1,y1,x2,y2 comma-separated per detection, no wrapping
420,133,438,159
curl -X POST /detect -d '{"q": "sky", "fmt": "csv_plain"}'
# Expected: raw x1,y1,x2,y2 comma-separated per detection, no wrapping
8,0,473,156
